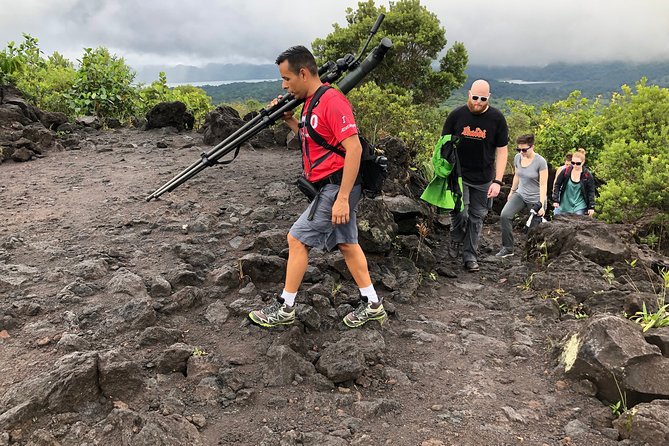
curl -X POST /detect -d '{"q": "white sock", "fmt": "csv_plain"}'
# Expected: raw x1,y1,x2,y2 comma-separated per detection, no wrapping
281,290,297,307
359,284,379,304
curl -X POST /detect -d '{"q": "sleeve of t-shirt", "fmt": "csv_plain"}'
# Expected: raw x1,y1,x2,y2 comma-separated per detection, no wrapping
325,94,358,144
442,109,457,136
514,153,521,169
538,156,548,171
495,113,509,148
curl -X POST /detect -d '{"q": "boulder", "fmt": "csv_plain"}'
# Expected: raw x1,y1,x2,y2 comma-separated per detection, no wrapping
614,399,669,445
201,105,244,145
146,101,194,131
561,314,669,405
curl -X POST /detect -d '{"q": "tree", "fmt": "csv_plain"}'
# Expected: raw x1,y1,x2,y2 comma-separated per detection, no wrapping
312,0,467,105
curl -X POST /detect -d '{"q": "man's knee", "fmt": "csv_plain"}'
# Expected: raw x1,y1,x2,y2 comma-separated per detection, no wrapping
288,233,307,251
469,208,488,222
338,243,363,257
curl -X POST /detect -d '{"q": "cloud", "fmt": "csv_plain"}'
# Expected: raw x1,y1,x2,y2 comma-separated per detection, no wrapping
1,0,667,68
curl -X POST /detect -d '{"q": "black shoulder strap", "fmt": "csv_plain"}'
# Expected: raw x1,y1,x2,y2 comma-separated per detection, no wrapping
303,85,346,158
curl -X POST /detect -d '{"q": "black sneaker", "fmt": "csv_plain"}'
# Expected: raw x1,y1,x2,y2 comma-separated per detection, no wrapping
495,247,514,258
448,240,462,259
464,261,480,272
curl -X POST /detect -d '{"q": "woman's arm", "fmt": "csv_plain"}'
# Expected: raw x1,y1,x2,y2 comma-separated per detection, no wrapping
539,168,548,216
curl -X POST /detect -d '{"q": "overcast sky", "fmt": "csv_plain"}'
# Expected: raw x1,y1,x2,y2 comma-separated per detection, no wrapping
1,0,668,68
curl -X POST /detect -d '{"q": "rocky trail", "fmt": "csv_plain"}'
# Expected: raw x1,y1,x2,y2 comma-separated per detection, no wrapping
1,120,668,446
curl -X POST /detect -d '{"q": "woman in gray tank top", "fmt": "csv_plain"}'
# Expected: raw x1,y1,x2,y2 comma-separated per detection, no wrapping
496,134,548,258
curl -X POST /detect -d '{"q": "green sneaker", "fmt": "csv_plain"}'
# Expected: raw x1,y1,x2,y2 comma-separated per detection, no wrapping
343,299,387,328
248,299,295,328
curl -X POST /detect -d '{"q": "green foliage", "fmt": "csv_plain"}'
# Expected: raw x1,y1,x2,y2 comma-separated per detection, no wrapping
312,0,467,105
0,34,40,85
228,98,265,119
65,47,137,120
533,91,605,167
602,266,615,284
345,81,443,172
630,301,669,332
595,81,669,227
16,52,76,115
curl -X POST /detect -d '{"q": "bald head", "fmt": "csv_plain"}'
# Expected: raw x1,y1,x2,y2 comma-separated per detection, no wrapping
467,79,491,114
470,79,490,96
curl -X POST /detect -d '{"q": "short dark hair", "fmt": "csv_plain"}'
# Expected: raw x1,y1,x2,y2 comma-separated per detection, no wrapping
516,134,535,146
564,153,573,161
275,46,318,75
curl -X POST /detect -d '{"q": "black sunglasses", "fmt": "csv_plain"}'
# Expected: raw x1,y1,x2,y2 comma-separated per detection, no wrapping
471,95,488,102
516,146,533,152
571,161,582,166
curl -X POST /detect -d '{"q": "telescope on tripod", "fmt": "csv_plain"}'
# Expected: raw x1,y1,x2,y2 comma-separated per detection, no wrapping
145,15,392,202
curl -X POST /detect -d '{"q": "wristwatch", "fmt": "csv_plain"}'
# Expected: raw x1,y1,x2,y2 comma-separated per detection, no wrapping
492,179,504,186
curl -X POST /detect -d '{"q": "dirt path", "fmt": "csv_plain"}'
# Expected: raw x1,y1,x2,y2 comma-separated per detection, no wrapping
0,128,620,446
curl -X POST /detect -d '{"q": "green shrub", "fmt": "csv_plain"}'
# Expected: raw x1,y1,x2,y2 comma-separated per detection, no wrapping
346,81,443,175
16,53,76,115
0,34,39,85
534,91,605,168
64,47,137,121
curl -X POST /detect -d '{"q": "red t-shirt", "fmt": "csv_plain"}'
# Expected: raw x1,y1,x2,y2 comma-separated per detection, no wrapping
300,86,358,182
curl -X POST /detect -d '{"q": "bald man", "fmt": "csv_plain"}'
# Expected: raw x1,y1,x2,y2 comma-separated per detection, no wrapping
442,79,509,272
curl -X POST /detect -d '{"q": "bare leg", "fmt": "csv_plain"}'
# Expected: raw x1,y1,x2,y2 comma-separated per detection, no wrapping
284,232,309,293
338,243,372,288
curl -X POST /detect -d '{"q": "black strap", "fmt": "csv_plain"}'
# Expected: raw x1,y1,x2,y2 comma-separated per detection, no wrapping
303,85,346,160
200,146,241,166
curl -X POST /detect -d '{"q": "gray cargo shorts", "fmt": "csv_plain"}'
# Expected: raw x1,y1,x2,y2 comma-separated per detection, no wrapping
290,183,362,251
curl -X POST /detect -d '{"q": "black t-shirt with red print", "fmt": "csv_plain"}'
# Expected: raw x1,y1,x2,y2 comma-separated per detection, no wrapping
442,105,509,185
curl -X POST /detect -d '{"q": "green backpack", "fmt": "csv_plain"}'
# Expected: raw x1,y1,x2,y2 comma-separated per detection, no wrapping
420,134,464,212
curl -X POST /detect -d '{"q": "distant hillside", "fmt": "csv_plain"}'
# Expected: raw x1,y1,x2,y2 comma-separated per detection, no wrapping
135,63,277,84
451,61,669,106
145,61,669,107
199,80,282,105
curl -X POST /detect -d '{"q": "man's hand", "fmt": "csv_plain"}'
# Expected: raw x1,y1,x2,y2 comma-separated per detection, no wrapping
537,207,545,217
332,196,350,225
487,182,501,198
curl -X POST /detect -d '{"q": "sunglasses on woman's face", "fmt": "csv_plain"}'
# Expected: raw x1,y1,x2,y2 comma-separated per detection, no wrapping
571,161,582,166
471,95,488,102
516,146,533,152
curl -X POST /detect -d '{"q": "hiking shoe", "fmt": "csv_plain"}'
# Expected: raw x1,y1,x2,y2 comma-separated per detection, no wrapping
343,299,387,328
464,260,480,272
448,240,462,259
248,298,295,328
495,247,514,258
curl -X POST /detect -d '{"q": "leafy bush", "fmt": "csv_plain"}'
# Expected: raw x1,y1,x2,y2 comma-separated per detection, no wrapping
16,52,76,115
64,47,137,120
346,81,443,175
594,81,669,247
0,34,39,85
533,91,605,168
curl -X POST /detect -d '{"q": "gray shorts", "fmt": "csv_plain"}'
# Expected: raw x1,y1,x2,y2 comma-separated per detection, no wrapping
290,183,362,251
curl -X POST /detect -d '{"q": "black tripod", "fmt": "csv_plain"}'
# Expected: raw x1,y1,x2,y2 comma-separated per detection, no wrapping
145,15,391,202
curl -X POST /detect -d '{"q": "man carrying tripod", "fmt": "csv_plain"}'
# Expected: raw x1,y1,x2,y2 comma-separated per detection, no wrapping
248,46,386,329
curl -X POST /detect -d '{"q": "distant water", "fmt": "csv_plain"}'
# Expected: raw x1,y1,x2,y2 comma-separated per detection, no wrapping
500,79,560,85
167,78,280,87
